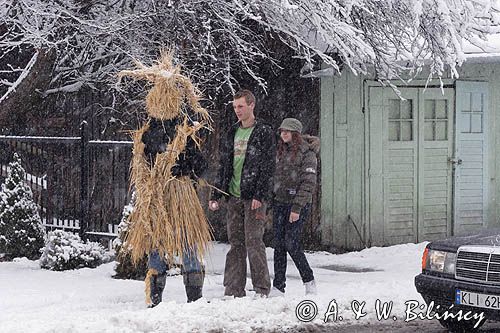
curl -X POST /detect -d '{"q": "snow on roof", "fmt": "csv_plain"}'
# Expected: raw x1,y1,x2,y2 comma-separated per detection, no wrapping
303,34,500,78
463,33,500,55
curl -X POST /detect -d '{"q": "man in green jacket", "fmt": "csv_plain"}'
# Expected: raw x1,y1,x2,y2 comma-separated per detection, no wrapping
209,89,275,298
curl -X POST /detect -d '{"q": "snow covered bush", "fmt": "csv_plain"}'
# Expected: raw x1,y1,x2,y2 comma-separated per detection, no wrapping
112,193,135,251
40,230,109,271
0,153,45,260
113,193,148,280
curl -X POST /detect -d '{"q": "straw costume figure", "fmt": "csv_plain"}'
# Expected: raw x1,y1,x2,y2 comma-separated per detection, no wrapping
119,51,213,306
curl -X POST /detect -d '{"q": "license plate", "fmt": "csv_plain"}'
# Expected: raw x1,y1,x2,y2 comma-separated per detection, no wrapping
456,289,500,310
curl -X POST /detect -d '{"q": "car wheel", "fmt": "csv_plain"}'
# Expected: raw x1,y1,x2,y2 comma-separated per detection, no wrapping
437,317,486,333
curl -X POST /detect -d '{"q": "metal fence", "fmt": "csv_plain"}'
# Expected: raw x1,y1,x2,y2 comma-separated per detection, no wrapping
0,122,132,244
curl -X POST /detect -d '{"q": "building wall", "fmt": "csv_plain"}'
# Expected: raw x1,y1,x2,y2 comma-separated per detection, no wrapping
320,61,500,249
320,71,365,249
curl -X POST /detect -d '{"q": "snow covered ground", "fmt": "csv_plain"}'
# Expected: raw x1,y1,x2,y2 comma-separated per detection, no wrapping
0,242,429,332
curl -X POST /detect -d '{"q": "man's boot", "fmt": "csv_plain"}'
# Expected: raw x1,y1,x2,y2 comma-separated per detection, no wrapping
145,268,167,308
183,268,205,303
185,285,203,303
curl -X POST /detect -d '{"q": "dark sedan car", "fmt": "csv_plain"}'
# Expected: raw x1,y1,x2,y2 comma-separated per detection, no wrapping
415,230,500,332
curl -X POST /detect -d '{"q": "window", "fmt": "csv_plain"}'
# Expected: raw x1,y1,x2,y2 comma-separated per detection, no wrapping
389,99,413,141
460,92,483,134
424,99,448,141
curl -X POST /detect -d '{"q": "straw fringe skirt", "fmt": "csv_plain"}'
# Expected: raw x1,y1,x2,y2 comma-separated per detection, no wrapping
124,124,212,265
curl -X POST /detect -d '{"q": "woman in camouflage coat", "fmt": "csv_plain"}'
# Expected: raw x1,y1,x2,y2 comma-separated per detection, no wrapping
271,118,319,296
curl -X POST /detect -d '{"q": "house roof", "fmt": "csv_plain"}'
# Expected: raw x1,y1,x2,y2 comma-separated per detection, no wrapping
304,34,500,77
460,33,500,63
463,34,500,54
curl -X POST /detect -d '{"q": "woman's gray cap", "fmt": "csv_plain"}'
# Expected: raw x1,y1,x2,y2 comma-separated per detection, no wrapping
279,118,303,133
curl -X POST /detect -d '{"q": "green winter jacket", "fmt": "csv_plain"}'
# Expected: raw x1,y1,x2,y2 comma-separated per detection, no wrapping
273,135,319,214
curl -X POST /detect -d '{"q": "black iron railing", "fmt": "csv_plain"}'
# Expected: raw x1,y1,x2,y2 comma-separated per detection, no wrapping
0,122,132,242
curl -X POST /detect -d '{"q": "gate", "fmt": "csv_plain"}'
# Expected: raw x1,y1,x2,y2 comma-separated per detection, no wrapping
0,122,133,243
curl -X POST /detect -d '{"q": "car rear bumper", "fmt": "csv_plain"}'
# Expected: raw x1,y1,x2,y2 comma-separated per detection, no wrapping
415,273,500,319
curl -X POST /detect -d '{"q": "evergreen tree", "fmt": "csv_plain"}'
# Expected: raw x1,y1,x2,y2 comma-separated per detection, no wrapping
113,193,148,280
0,153,45,260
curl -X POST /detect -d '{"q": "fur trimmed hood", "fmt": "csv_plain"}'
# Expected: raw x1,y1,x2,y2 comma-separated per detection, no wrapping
302,134,320,154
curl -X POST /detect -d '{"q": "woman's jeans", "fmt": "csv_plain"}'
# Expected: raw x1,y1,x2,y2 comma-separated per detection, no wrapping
273,203,314,292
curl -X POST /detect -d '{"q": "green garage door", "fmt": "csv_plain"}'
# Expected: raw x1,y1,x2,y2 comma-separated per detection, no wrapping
454,81,489,235
368,87,454,245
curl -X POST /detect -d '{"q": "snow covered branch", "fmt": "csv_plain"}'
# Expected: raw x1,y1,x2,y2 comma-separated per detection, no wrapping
0,0,498,100
236,0,500,81
0,50,38,104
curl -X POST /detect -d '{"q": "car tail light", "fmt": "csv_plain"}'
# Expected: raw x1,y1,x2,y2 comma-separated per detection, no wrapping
421,247,429,270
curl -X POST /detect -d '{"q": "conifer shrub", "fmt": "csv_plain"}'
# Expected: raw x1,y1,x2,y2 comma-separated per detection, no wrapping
113,194,148,280
0,153,45,260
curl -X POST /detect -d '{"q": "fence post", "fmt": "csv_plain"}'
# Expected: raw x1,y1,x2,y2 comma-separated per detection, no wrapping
79,121,89,240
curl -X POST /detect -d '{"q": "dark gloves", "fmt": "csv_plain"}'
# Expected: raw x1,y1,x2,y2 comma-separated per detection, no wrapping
141,117,207,180
170,163,191,178
171,153,197,179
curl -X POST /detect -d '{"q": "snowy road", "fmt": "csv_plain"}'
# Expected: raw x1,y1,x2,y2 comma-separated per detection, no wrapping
258,320,500,333
2,242,500,332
